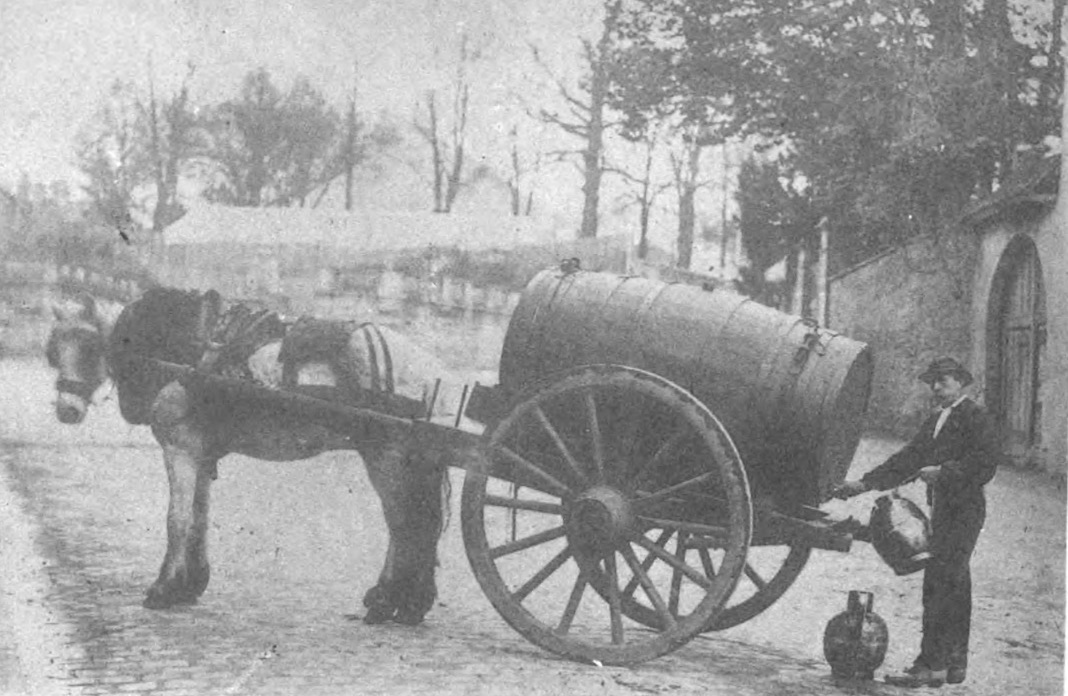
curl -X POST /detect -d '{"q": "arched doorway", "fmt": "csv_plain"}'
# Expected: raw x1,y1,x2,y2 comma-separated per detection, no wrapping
987,236,1046,457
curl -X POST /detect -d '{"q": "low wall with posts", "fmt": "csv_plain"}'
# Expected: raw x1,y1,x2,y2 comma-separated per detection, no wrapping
53,265,147,303
305,271,518,378
0,261,57,356
0,262,147,358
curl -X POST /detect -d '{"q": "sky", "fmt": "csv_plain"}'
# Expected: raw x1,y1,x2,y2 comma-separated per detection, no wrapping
0,0,601,190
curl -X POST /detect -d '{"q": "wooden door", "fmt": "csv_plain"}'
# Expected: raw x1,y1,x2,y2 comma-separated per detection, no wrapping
996,241,1045,455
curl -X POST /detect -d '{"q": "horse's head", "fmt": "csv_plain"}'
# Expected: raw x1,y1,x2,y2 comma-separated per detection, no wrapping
47,293,110,424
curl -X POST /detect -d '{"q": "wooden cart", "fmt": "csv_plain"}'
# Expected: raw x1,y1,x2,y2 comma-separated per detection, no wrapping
153,265,875,667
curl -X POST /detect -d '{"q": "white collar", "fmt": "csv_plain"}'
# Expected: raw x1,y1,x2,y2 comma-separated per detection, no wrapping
940,395,968,412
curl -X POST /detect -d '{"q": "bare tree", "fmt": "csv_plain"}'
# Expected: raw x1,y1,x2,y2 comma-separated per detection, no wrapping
669,126,708,270
307,64,400,211
530,0,622,238
342,85,359,211
145,60,199,233
606,127,667,259
413,32,473,213
75,79,147,241
508,124,540,216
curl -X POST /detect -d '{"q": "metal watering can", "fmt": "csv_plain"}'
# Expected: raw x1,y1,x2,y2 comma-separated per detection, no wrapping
868,490,932,576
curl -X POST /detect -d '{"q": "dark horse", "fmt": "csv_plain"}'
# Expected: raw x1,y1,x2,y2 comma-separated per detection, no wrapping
47,287,450,624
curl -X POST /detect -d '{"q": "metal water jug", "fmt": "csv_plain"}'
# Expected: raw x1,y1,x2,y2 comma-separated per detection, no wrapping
869,491,931,576
823,590,889,680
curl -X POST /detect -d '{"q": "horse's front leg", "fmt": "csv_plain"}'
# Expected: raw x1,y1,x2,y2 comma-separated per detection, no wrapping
144,382,215,609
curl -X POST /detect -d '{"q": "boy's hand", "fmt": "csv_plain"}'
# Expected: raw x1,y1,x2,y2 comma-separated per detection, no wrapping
918,466,940,485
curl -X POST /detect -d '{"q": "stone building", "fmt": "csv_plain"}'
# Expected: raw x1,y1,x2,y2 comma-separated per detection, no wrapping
829,156,1067,476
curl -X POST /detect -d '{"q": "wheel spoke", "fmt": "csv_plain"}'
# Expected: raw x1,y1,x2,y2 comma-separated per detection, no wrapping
533,405,588,487
631,532,713,590
604,552,625,644
621,545,677,630
622,529,674,598
743,562,768,591
557,571,588,635
669,533,688,617
698,547,717,580
489,525,567,559
483,494,563,515
634,471,719,510
492,445,571,497
637,516,733,546
513,546,573,602
584,390,606,482
631,427,688,485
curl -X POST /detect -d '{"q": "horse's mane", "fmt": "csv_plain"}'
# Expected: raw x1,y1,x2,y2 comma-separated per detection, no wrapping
108,287,206,424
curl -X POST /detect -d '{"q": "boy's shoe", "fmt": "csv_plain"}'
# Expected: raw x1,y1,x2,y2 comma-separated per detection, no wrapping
884,666,946,688
946,667,966,684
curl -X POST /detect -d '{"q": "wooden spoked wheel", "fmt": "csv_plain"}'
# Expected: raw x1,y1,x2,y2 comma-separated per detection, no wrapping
461,365,752,665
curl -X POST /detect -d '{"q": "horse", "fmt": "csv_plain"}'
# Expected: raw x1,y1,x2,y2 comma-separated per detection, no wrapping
48,286,454,625
46,292,121,424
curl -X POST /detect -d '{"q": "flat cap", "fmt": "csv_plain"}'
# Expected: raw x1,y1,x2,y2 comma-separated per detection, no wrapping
918,356,973,387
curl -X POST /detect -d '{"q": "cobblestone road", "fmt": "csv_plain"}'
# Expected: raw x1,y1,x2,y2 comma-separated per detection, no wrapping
0,357,1063,695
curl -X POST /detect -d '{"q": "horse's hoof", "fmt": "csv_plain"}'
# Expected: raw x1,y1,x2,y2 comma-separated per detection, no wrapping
393,607,426,626
143,594,197,610
363,605,396,625
143,586,199,610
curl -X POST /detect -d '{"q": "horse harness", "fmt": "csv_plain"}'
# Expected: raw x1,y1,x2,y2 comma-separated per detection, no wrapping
48,323,107,403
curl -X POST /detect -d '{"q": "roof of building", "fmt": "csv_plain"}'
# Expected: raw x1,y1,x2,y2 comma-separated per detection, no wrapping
959,155,1060,229
164,203,565,252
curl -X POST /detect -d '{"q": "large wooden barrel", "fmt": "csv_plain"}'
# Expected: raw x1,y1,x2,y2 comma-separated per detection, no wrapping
499,269,874,506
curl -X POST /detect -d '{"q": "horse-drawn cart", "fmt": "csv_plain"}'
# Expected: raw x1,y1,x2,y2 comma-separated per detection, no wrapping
138,264,874,667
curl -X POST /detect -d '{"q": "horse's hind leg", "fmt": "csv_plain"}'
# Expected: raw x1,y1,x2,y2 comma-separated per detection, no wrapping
362,442,445,625
144,383,215,609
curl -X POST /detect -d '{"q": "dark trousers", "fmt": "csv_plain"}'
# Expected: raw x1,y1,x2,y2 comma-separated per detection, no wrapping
919,494,985,671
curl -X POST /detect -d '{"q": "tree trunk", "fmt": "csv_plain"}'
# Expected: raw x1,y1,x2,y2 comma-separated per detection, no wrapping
816,217,829,326
426,91,444,213
580,66,605,238
510,126,521,216
677,187,695,269
580,148,602,238
578,1,620,239
638,201,650,260
792,244,807,317
344,97,356,211
675,139,702,270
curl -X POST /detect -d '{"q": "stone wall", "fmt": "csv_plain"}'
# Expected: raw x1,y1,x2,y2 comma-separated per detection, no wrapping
828,233,981,437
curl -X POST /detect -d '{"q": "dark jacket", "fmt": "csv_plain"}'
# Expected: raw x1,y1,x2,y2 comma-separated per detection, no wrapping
861,398,1002,504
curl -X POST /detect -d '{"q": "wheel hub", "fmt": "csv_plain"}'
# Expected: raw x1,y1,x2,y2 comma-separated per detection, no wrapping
567,485,635,557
